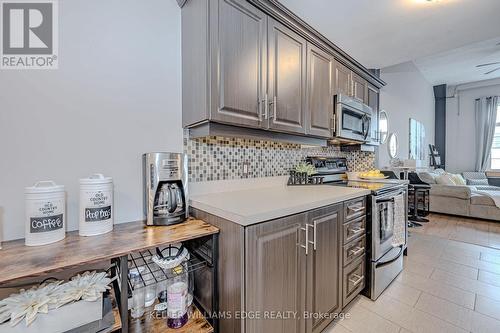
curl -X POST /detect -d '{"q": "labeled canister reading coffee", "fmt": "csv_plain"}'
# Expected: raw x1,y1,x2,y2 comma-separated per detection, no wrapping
25,181,66,246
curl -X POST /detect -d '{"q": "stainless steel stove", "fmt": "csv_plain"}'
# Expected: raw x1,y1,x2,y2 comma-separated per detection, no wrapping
307,156,408,300
305,156,347,183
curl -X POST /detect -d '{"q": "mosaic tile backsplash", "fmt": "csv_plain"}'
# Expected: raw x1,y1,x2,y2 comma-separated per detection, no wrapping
184,135,375,182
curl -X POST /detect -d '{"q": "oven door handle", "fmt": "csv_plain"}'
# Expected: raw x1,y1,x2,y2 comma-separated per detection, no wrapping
375,245,404,269
376,190,405,203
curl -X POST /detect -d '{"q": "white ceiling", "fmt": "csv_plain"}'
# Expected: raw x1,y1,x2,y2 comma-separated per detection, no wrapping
279,0,500,85
414,37,500,85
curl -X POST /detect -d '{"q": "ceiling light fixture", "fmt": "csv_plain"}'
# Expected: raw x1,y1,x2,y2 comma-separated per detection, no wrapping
414,0,442,4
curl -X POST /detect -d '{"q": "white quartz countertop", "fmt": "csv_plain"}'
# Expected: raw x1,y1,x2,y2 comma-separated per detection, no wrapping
190,185,370,226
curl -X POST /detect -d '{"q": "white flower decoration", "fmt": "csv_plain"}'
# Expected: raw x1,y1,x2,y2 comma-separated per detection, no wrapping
0,271,113,327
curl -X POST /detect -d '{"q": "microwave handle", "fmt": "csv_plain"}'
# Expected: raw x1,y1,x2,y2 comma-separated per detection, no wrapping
362,115,371,139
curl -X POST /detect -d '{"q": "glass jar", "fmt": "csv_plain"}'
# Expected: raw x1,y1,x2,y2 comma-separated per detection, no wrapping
143,272,157,307
129,273,145,318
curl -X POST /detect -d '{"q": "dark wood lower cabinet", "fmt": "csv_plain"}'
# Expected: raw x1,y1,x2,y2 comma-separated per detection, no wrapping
191,197,367,333
305,204,342,333
246,213,307,333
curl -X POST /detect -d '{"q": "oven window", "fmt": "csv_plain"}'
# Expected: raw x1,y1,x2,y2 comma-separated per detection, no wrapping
378,201,394,243
342,108,363,134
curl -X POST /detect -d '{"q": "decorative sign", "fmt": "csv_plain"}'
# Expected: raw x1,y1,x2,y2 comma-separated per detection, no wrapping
30,213,63,233
85,206,112,222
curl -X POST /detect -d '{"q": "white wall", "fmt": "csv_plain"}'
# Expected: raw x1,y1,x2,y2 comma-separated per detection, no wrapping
377,62,435,168
446,80,500,173
0,0,182,241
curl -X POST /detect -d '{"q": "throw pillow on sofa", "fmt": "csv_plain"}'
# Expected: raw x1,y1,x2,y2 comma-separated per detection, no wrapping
436,174,456,185
418,171,438,184
434,168,446,175
449,174,466,185
435,173,466,186
467,178,489,186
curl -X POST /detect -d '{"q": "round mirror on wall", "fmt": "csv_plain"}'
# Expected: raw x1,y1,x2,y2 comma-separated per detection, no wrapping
388,133,399,159
379,110,388,144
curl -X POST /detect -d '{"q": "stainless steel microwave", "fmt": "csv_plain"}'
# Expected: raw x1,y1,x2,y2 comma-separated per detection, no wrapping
334,94,373,142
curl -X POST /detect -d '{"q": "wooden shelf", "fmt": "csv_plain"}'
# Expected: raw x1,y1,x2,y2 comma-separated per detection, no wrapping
128,304,213,333
0,219,219,285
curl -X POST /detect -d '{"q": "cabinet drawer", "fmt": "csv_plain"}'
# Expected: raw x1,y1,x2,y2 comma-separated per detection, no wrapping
343,216,366,244
344,197,366,221
343,235,366,267
343,255,365,307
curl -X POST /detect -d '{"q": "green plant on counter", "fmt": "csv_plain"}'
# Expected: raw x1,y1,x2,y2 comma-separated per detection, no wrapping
295,162,316,176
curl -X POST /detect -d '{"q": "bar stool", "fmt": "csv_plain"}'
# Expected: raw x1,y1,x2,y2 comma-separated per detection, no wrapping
408,172,431,224
382,171,420,228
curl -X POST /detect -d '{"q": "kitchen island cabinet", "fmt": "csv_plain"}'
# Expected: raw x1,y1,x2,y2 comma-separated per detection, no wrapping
245,212,307,333
305,204,342,333
191,191,367,333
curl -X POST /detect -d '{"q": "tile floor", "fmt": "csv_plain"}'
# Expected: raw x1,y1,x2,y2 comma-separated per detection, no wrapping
411,213,500,250
326,214,500,333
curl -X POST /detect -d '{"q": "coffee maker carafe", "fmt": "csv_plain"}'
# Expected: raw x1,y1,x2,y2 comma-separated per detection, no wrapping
143,152,188,226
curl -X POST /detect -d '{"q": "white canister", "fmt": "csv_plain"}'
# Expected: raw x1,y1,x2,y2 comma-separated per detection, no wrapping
25,181,66,246
79,174,114,236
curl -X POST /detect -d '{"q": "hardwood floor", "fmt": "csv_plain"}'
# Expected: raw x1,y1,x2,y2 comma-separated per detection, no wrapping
411,213,500,250
326,213,500,333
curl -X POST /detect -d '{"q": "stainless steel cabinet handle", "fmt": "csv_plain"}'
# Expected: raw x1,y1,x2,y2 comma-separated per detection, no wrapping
300,226,309,255
263,94,269,119
258,98,261,120
273,96,277,119
348,206,364,213
313,221,317,251
306,223,316,251
349,246,365,256
350,227,364,235
269,96,276,119
150,164,155,190
349,274,364,286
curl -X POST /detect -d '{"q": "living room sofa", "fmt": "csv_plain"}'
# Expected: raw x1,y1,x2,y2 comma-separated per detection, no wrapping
418,170,500,221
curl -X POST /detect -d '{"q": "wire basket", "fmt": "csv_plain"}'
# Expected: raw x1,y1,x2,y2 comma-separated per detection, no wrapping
127,247,208,292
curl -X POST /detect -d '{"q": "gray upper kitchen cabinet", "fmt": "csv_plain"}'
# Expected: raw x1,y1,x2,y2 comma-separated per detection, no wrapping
333,60,368,104
181,0,385,141
352,73,368,104
267,17,307,135
305,204,342,333
333,60,352,97
306,44,334,138
210,0,267,128
245,213,307,333
367,84,380,145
